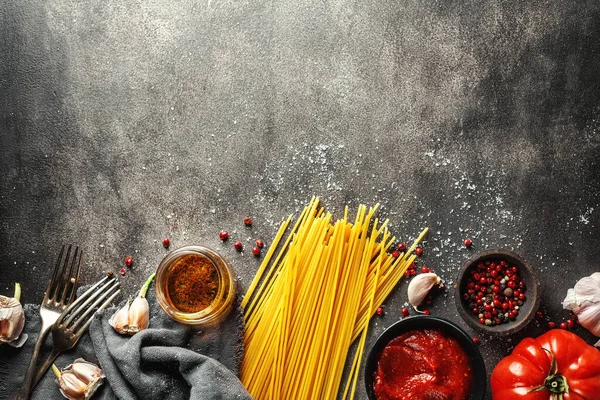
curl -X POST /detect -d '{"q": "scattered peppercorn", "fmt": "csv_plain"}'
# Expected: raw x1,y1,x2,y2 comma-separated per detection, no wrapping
255,239,264,248
391,250,400,258
219,231,229,241
464,238,472,247
401,307,409,317
567,319,575,329
243,216,252,226
415,247,423,256
547,321,556,329
397,243,407,252
162,237,170,248
535,311,543,320
234,241,243,252
559,322,567,329
421,266,430,273
119,268,126,276
252,247,261,256
376,307,384,316
472,337,480,344
423,310,431,315
125,256,133,267
106,271,114,278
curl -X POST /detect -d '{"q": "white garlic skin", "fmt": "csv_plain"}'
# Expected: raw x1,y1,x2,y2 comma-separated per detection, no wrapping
563,273,600,339
58,358,105,400
0,295,25,344
407,273,442,310
108,296,150,335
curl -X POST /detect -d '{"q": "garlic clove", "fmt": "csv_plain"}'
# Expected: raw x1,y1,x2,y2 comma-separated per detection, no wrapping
59,370,88,400
407,273,442,310
0,283,26,345
563,272,600,340
55,360,105,400
572,273,600,304
562,288,577,310
126,296,149,334
111,273,155,336
108,301,131,335
0,298,24,342
574,302,600,337
69,358,104,383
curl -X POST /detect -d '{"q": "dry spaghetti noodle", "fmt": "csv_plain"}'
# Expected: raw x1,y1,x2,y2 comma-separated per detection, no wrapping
241,197,427,400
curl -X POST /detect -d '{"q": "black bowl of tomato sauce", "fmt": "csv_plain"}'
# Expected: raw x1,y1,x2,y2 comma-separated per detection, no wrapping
365,316,485,400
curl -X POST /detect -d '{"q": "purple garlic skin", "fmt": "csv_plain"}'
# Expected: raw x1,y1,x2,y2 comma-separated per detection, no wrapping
563,272,600,344
57,358,105,400
0,294,25,345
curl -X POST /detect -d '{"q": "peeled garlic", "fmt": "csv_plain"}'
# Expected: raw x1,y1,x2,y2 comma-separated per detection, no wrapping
562,273,600,344
109,273,154,335
53,359,105,400
408,273,442,310
0,283,27,347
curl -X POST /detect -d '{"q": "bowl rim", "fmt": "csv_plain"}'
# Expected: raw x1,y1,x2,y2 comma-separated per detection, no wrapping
454,248,541,336
154,245,237,326
364,315,486,400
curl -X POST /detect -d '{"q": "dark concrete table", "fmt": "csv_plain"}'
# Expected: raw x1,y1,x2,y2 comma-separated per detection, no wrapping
2,1,599,399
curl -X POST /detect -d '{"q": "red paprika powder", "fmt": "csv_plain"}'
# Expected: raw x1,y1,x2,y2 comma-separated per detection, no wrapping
166,254,219,313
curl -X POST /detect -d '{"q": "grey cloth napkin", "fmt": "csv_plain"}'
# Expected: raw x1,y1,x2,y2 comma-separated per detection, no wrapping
1,288,252,400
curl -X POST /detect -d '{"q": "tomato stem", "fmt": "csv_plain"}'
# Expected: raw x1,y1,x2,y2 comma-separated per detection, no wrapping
527,348,569,400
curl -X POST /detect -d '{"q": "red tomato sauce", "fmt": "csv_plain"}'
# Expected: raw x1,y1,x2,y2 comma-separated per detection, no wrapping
373,329,473,400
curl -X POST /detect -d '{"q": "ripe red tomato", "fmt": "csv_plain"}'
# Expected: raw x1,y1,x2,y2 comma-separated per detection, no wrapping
491,329,600,399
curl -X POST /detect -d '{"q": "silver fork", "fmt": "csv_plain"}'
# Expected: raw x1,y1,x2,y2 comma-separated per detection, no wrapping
30,275,120,390
13,245,83,400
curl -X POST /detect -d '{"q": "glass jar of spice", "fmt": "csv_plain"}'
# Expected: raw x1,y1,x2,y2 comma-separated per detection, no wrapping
155,246,237,327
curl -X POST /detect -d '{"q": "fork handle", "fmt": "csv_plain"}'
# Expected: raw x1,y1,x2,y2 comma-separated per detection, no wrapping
31,348,61,389
12,328,49,400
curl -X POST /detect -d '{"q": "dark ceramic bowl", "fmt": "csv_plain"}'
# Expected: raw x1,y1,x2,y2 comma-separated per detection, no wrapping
364,316,486,400
455,248,541,336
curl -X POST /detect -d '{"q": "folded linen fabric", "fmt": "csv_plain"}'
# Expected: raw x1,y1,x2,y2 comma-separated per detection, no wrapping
1,287,251,400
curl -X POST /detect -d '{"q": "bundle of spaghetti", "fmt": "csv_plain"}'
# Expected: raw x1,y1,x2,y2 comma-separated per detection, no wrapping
241,197,428,400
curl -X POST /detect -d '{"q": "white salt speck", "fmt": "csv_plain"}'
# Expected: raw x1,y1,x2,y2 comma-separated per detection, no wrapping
579,207,594,224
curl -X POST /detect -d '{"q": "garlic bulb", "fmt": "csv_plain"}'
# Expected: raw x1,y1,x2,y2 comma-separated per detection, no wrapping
0,283,27,347
109,273,154,335
53,359,105,400
562,273,600,344
408,273,442,310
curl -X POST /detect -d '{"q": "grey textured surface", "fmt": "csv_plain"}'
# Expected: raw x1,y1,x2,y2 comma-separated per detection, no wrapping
1,1,600,399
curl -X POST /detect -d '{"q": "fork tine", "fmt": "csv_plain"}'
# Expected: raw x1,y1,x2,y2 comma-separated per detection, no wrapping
71,283,120,334
77,289,121,335
57,275,110,321
50,244,72,301
61,278,117,327
60,246,82,305
66,249,83,305
44,245,66,302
